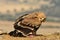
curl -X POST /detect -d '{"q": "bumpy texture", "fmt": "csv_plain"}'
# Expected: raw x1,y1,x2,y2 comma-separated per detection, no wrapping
9,12,46,37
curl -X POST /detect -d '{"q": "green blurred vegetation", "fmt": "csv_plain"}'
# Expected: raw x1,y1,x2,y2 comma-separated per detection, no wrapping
46,17,60,22
0,10,60,23
0,13,15,21
0,0,60,22
0,9,60,22
41,26,60,28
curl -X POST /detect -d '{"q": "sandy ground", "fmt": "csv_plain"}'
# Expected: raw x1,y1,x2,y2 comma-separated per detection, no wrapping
0,33,60,40
0,21,60,40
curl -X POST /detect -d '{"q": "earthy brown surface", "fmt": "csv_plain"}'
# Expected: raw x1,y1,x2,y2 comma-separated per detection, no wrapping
0,21,60,40
0,33,60,40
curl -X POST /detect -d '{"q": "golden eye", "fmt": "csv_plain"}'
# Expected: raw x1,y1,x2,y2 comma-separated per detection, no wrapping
40,18,42,19
34,17,37,18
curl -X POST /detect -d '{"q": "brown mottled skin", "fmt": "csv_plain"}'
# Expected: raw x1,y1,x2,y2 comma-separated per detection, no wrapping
13,12,46,37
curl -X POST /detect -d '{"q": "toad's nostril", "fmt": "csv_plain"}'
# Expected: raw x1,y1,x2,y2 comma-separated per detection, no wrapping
39,18,44,20
42,18,46,22
41,18,45,20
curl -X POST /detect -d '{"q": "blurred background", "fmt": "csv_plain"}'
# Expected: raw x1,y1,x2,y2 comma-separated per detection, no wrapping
0,0,60,35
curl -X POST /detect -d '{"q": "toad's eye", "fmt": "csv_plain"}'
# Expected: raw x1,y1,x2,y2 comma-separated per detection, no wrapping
34,17,37,18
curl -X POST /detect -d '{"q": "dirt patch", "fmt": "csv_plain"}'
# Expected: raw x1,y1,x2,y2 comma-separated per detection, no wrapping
0,33,60,40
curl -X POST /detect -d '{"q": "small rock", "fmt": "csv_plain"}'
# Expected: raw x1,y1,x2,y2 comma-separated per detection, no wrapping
0,29,7,35
0,29,3,34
